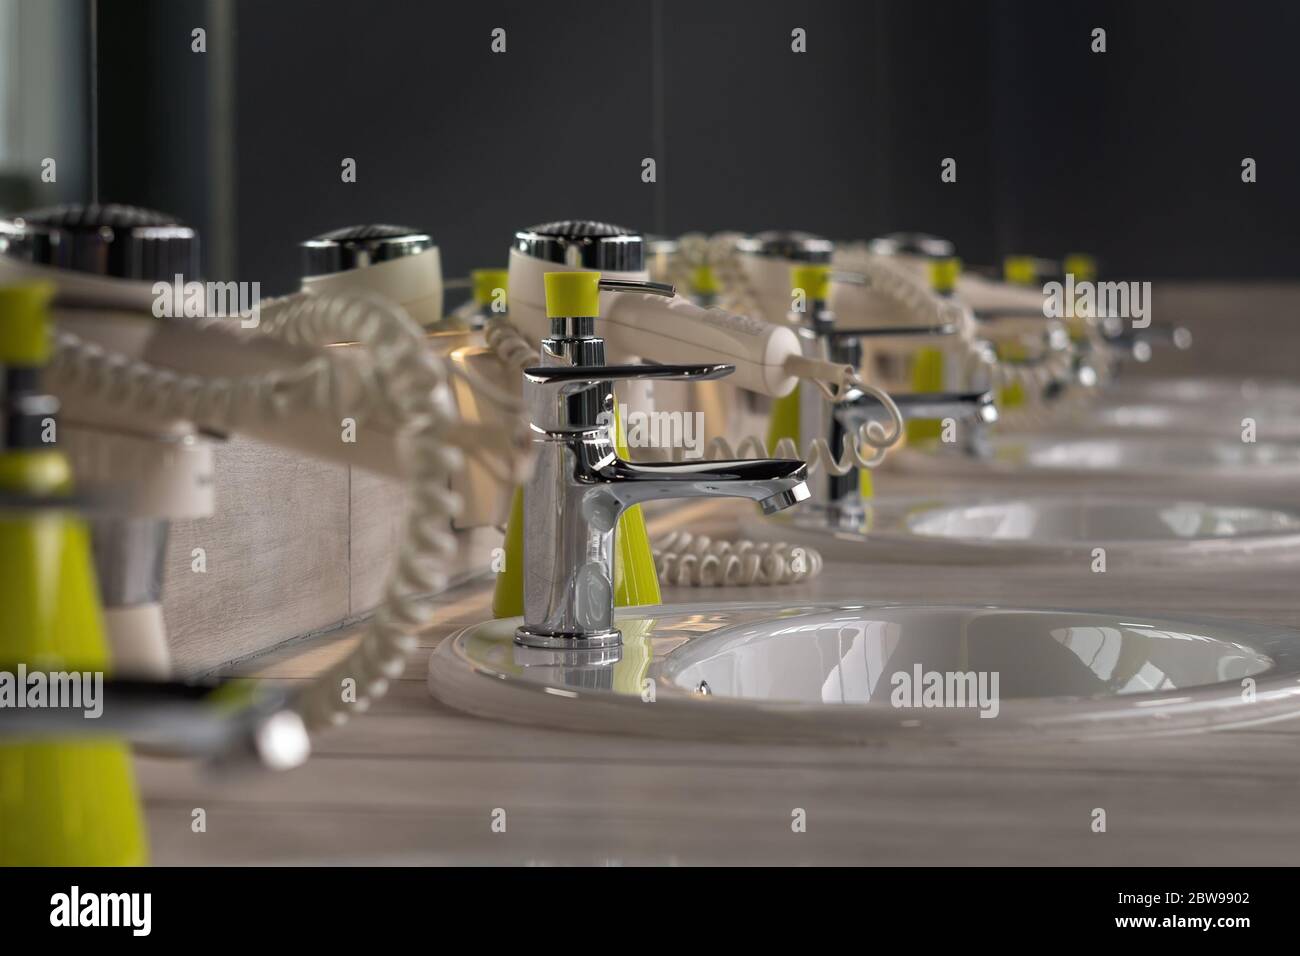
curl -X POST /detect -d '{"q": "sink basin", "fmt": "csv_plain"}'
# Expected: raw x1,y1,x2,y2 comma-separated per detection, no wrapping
1050,398,1300,439
428,602,1300,742
895,433,1300,482
1109,377,1300,410
1083,401,1300,437
744,494,1300,567
906,496,1300,546
1004,434,1300,475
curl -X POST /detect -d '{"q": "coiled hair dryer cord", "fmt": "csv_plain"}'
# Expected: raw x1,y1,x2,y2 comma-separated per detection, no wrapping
652,530,822,587
833,242,1103,415
50,290,476,733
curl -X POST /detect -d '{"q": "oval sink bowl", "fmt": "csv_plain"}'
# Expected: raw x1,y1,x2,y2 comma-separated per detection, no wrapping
908,496,1300,542
745,495,1300,567
1090,402,1300,437
1050,398,1300,439
895,433,1300,482
1007,434,1300,475
428,602,1300,742
1109,377,1300,410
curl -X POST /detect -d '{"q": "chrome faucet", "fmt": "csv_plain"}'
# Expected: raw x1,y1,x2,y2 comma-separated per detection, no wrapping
818,325,998,456
787,280,997,509
515,273,810,650
801,358,998,510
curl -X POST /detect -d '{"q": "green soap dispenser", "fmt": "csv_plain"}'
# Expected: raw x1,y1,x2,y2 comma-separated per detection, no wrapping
0,283,148,866
907,256,962,443
767,265,874,500
468,268,511,329
1061,253,1098,343
492,272,660,619
995,255,1042,409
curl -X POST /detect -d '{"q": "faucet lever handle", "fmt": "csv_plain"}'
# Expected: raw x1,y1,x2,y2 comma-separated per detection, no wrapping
840,389,999,425
973,308,1052,322
827,323,959,339
597,278,676,297
523,362,734,385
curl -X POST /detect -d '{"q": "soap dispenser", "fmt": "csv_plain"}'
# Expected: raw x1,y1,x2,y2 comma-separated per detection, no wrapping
1060,252,1098,343
765,262,826,457
467,268,511,328
907,255,962,442
859,233,963,423
0,282,147,866
996,255,1049,409
492,271,675,619
763,258,882,497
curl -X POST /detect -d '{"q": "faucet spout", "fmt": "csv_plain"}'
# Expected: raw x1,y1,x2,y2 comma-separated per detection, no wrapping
838,389,998,429
605,458,810,513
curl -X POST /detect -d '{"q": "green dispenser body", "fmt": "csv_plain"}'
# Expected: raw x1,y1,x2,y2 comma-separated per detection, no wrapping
0,283,147,866
769,265,873,500
906,257,962,442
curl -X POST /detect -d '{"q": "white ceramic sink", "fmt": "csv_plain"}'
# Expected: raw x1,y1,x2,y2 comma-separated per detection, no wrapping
1087,401,1300,436
895,433,1300,482
746,495,1300,567
1006,434,1300,474
1109,377,1300,410
1052,396,1300,439
906,496,1300,542
428,602,1300,742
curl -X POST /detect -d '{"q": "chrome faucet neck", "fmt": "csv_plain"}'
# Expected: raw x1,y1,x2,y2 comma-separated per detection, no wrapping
549,315,597,340
515,360,808,650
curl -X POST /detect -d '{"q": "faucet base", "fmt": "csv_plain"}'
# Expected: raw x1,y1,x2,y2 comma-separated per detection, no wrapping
514,625,623,650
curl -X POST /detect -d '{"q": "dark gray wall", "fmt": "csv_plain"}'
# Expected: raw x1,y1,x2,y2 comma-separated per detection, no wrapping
983,0,1300,281
231,0,1001,293
92,0,1300,290
97,0,236,276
